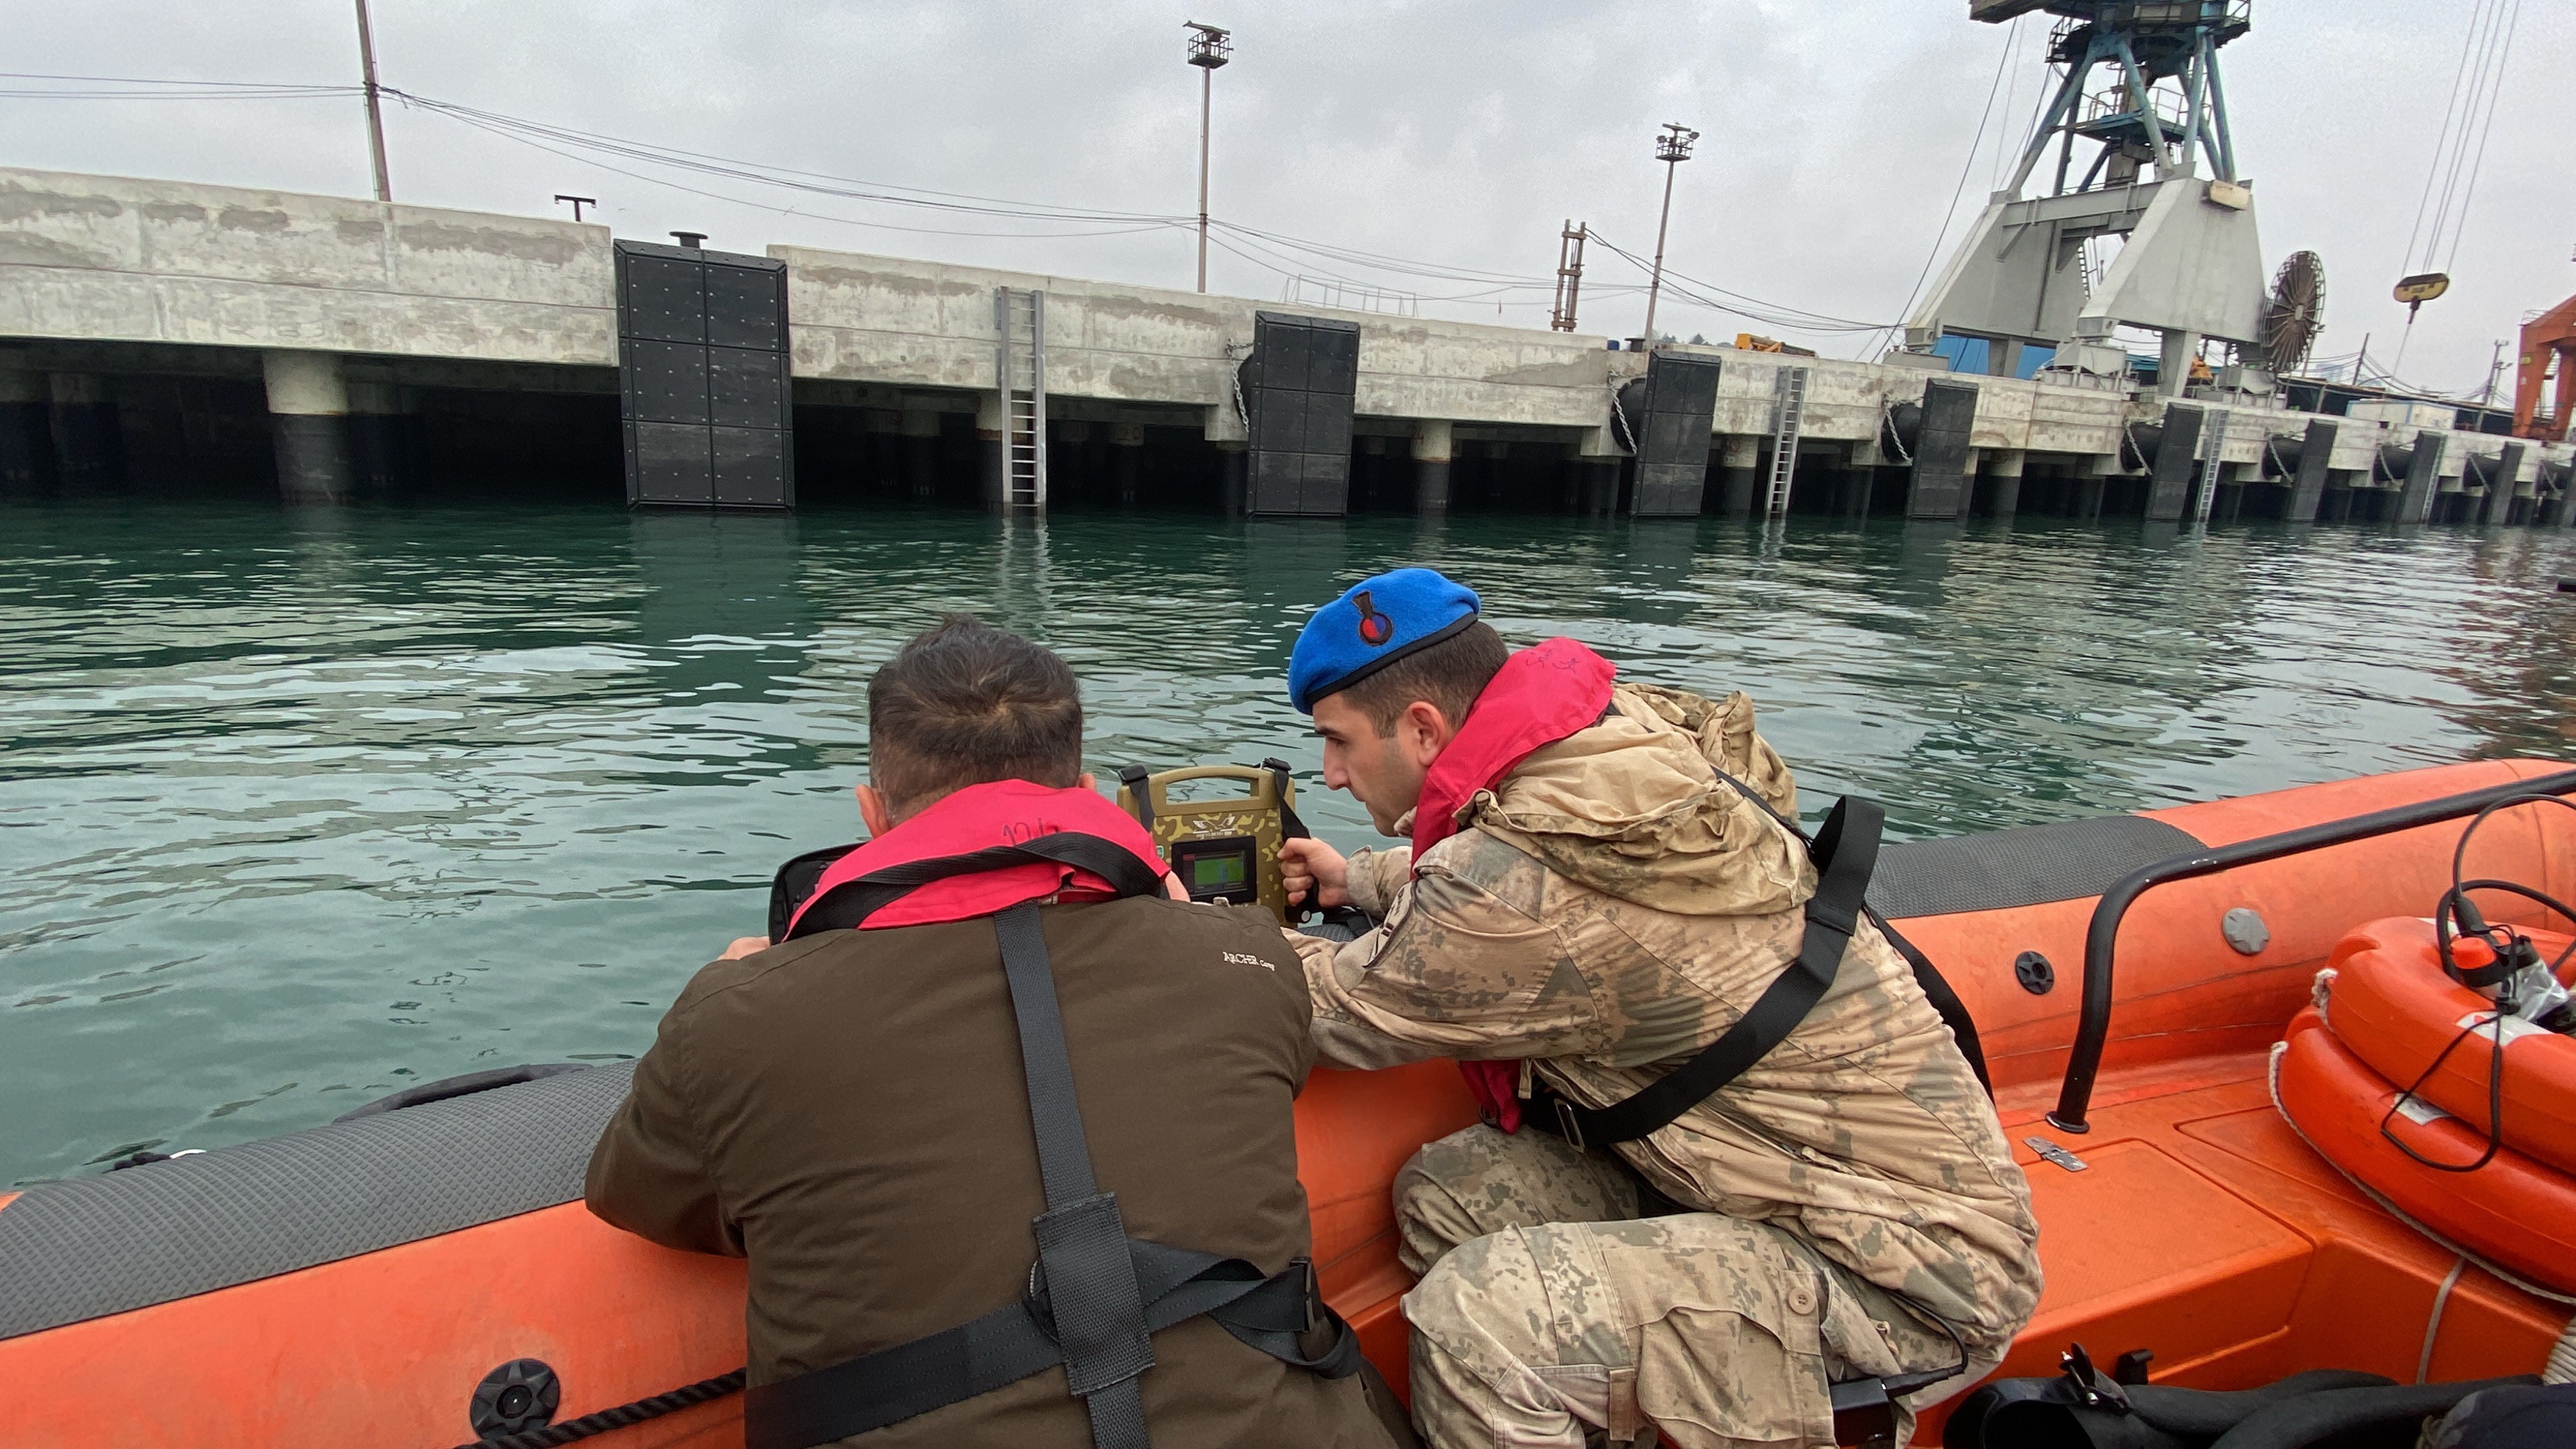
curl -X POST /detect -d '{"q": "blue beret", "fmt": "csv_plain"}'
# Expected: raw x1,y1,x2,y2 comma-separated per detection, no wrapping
1288,568,1482,714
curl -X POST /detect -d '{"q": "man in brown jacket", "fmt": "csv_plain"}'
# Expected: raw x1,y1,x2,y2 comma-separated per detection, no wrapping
1276,569,2041,1449
588,616,1402,1449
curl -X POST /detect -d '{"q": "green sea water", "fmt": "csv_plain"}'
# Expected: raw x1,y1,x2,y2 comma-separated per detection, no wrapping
5,502,2573,1184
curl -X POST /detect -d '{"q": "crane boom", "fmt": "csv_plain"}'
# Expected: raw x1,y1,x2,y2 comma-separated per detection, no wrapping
2515,294,2576,443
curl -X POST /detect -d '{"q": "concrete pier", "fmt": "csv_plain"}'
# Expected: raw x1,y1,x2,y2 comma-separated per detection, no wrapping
1217,441,1247,517
262,350,352,503
1717,435,1759,518
1110,421,1144,506
1579,457,1620,516
345,382,410,496
48,372,120,487
899,404,940,502
975,392,1006,507
0,165,2567,521
0,351,42,493
1412,419,1452,517
1985,448,2026,520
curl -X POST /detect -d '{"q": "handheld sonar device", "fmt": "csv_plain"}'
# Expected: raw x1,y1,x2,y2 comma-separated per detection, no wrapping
1115,760,1311,924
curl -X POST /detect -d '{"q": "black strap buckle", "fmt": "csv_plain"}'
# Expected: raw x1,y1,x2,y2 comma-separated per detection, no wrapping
1552,1096,1587,1152
2059,1342,2133,1414
1292,1257,1319,1334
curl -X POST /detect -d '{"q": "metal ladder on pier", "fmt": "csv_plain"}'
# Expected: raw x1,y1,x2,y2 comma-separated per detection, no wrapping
996,287,1047,510
2195,407,2229,523
1763,367,1810,518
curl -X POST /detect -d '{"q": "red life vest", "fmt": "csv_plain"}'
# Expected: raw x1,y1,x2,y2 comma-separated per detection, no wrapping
1407,638,1617,1131
785,779,1167,935
1411,637,1619,858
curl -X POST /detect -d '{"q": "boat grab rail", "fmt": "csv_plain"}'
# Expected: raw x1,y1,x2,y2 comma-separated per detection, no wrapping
2048,766,2576,1134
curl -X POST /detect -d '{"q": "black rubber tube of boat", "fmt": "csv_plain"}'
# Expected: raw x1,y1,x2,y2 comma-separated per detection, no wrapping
2048,766,2576,1134
2204,1374,2536,1448
454,1368,746,1449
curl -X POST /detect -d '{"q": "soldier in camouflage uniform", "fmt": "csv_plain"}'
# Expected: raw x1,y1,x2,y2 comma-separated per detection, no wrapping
1276,569,2042,1449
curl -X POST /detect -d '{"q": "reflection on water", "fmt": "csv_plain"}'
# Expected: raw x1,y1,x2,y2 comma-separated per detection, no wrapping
4,501,2573,1183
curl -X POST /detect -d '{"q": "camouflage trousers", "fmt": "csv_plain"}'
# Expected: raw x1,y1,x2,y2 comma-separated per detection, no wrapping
1396,1126,1975,1449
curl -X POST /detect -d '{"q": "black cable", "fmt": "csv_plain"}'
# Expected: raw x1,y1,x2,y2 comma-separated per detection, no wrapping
1869,20,2020,360
454,1368,746,1449
2378,1011,2508,1173
2445,793,2576,919
2380,793,2576,1172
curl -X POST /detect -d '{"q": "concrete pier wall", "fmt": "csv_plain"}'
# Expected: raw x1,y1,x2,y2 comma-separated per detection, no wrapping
2,165,2569,517
0,168,613,366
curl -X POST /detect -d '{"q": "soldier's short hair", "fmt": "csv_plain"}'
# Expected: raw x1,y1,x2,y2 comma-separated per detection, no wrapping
869,615,1083,813
1335,621,1510,737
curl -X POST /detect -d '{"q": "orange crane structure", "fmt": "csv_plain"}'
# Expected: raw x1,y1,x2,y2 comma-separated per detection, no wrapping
2515,293,2576,442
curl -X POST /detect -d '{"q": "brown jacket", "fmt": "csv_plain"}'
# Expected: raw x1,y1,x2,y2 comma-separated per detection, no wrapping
588,894,1396,1448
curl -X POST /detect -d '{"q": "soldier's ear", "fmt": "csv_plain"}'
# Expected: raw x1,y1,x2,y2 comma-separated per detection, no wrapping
856,783,896,837
1400,700,1455,768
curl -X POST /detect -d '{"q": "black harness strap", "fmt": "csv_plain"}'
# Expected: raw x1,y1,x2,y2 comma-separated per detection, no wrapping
1117,766,1156,834
784,832,1167,940
994,900,1155,1449
744,842,1361,1449
1718,776,1990,1090
1535,796,1884,1150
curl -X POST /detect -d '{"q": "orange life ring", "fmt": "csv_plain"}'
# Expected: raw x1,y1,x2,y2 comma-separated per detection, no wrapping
2321,917,2576,1175
2274,1011,2576,1295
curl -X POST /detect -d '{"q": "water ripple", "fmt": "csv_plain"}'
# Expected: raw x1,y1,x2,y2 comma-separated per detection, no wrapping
3,501,2572,1183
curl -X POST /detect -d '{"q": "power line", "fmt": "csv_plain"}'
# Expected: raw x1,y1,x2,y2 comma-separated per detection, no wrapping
0,67,1887,336
2401,0,2521,277
0,71,359,100
1872,22,2020,359
2440,0,2520,274
1585,231,1888,334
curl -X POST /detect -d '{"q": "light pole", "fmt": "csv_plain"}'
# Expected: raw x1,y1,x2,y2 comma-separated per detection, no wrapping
1639,121,1697,349
354,0,393,203
1186,22,1232,294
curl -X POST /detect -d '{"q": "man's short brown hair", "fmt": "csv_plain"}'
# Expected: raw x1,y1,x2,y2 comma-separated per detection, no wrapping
1331,620,1509,736
868,615,1082,813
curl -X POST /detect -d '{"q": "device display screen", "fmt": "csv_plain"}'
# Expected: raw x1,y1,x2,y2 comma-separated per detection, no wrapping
1170,837,1258,904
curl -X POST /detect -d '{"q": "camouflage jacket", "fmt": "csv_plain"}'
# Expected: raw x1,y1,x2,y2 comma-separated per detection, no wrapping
1290,684,2043,1355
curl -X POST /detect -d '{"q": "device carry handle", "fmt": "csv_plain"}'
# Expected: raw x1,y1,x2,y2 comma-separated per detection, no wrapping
1123,764,1277,817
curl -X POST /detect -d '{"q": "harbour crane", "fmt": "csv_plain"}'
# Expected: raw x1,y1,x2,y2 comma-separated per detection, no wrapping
2514,292,2576,443
1909,2,2267,395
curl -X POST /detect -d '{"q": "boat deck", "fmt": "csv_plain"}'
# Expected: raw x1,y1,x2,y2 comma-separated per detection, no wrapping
1922,1048,2569,1434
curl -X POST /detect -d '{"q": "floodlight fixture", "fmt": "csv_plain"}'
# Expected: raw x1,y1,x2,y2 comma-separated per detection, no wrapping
1186,21,1232,68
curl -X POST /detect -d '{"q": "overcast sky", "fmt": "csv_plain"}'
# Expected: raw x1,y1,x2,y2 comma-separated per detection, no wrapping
3,1,2564,396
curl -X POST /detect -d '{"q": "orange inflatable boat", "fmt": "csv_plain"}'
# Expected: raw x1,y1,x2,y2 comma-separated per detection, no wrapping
4,757,2574,1448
